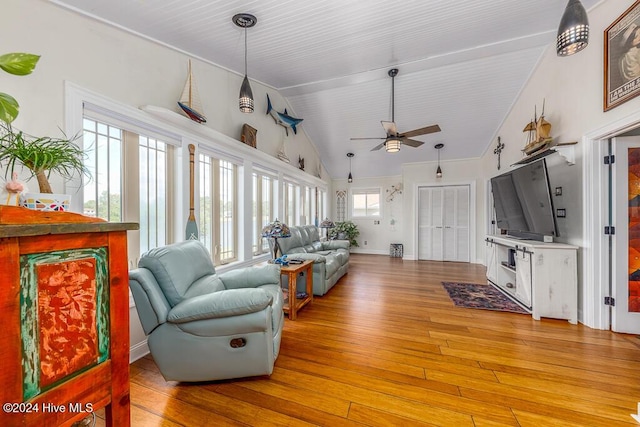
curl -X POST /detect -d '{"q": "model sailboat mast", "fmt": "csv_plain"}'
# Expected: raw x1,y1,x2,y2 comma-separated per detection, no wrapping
522,99,553,156
178,59,207,123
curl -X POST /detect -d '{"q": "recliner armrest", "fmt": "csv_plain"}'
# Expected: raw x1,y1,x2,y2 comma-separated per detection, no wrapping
167,288,273,324
321,240,350,251
219,264,280,289
285,252,326,264
129,268,172,335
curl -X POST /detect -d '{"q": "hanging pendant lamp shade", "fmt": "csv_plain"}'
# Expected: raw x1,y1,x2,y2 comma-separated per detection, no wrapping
556,0,589,57
239,75,254,113
435,143,444,178
347,152,354,183
233,13,257,113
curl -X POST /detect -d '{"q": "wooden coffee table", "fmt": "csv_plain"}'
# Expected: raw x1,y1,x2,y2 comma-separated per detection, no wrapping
280,260,313,320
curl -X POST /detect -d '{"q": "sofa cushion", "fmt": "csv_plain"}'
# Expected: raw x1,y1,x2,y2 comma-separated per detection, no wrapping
278,227,303,254
139,240,216,306
184,274,225,299
305,226,320,242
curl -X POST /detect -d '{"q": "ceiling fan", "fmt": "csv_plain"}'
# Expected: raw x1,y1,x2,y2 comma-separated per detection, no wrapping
350,68,441,152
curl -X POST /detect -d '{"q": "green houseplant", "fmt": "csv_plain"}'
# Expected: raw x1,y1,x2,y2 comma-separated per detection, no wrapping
0,52,40,124
329,220,360,247
0,123,89,194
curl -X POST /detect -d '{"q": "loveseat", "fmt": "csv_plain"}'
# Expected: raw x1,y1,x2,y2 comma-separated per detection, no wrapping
129,240,284,382
276,225,350,296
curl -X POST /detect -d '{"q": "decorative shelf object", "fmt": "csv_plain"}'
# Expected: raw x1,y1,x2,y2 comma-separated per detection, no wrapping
512,141,578,166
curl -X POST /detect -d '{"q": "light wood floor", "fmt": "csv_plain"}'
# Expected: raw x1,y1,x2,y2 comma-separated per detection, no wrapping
104,254,639,426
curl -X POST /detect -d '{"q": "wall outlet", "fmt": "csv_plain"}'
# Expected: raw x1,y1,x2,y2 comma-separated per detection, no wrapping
374,220,380,225
364,240,367,245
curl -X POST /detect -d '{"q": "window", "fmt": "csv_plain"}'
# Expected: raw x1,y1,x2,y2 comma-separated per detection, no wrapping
283,181,298,226
252,171,275,255
300,185,312,225
138,136,168,254
82,118,173,266
352,188,381,218
199,153,238,265
317,188,327,222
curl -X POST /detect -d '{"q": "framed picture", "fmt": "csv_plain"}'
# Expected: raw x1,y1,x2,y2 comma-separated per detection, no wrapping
604,1,640,111
240,123,257,148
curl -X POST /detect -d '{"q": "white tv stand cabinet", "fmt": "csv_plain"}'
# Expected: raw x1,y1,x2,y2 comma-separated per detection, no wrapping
485,235,578,324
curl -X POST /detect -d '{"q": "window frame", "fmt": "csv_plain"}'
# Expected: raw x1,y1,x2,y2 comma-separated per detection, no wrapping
198,152,239,265
350,187,382,219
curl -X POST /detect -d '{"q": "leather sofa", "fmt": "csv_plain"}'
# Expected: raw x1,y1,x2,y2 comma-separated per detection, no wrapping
276,225,350,296
129,240,284,382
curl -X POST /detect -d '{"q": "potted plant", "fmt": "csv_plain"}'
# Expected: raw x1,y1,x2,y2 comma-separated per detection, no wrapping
0,52,89,211
329,220,360,248
0,123,89,211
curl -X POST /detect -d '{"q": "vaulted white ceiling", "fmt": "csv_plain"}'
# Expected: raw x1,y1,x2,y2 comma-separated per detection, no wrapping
50,0,598,179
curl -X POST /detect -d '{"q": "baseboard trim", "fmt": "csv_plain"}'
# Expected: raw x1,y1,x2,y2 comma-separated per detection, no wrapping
350,249,388,255
130,339,150,363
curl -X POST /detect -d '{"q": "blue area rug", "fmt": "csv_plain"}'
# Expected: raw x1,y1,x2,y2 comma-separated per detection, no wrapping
442,282,528,314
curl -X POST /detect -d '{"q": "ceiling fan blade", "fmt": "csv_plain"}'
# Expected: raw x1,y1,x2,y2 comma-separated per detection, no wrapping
381,121,397,136
401,138,424,148
370,142,386,151
350,137,386,140
400,124,441,138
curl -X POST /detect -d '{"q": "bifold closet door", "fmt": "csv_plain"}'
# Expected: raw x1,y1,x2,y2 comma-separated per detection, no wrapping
418,185,469,262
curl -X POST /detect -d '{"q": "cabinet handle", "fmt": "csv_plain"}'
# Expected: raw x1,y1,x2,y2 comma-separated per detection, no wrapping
506,282,515,289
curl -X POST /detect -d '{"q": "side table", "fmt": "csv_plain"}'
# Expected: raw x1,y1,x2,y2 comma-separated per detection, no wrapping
280,260,313,320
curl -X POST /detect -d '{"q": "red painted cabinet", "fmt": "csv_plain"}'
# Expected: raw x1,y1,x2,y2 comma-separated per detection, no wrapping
0,206,137,426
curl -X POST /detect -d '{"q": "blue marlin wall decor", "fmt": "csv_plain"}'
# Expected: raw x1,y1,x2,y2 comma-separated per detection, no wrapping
266,94,303,136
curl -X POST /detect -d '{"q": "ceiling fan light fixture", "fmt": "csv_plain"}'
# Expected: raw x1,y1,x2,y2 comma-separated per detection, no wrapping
233,13,257,113
385,139,401,153
556,0,589,57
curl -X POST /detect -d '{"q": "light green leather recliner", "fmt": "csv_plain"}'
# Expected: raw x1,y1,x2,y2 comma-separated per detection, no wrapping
129,240,284,382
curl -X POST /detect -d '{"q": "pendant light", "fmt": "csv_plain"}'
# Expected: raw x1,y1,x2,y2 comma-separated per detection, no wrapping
233,13,257,113
556,0,589,57
347,152,354,183
435,143,444,178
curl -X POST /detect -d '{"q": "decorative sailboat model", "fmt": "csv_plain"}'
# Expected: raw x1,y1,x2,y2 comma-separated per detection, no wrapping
522,101,552,156
177,60,207,124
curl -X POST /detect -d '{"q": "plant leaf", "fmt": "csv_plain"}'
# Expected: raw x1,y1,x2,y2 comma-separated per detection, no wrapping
0,92,19,123
0,53,40,76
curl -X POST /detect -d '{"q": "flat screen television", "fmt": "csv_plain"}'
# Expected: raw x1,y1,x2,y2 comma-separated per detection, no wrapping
490,158,558,240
